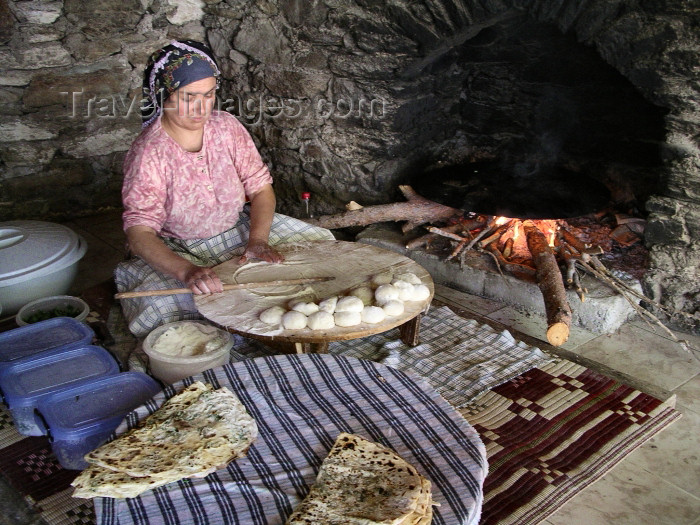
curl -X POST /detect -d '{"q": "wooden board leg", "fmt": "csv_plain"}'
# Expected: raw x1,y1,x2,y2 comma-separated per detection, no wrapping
399,315,421,347
294,342,329,354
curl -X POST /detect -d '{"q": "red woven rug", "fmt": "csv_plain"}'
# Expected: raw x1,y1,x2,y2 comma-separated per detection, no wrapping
463,358,681,525
0,405,92,524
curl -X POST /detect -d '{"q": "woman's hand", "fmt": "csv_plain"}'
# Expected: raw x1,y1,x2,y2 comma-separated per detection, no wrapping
183,265,224,294
240,239,284,264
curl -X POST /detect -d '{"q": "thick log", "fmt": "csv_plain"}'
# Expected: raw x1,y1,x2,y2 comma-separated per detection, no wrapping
304,185,462,231
523,220,572,346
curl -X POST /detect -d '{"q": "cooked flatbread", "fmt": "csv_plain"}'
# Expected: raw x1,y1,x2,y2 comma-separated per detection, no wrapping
71,465,177,499
286,432,433,525
73,381,257,498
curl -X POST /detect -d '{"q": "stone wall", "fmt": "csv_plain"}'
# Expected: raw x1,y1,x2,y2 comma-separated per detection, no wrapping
0,0,208,218
1,0,698,331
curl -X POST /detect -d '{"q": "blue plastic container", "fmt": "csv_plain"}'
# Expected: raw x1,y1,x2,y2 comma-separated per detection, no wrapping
0,344,120,436
0,317,94,374
37,371,162,470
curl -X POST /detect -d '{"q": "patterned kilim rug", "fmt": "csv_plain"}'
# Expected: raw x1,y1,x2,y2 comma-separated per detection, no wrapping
462,358,682,525
0,293,681,525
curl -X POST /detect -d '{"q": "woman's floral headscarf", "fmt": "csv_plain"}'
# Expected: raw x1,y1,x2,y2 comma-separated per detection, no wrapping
141,40,221,128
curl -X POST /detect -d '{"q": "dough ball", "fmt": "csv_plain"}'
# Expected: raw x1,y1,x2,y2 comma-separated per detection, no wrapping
393,272,422,285
382,300,405,317
334,311,362,327
282,310,307,330
290,301,319,316
307,310,335,330
335,295,364,313
371,271,394,286
349,286,374,306
259,305,286,325
392,279,415,301
374,284,399,304
408,283,431,302
361,305,386,324
318,296,338,313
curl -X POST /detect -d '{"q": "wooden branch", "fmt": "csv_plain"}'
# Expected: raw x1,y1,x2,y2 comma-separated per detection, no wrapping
560,245,587,301
578,254,699,323
576,258,686,342
407,218,485,250
305,185,462,230
502,237,514,259
485,243,537,282
427,226,469,243
524,220,572,346
559,226,604,255
465,218,497,250
478,220,514,248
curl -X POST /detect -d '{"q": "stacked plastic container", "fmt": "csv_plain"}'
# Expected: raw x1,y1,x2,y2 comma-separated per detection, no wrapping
0,317,161,469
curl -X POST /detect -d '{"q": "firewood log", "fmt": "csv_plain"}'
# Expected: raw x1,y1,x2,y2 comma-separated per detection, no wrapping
304,185,462,232
523,220,572,346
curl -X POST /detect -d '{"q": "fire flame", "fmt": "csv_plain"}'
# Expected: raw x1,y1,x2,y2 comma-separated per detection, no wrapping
494,218,560,256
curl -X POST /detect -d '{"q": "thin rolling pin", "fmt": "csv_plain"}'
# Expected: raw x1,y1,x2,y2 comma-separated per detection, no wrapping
114,276,334,299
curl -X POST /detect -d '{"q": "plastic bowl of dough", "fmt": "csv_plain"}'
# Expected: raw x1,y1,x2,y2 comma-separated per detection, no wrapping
142,321,234,384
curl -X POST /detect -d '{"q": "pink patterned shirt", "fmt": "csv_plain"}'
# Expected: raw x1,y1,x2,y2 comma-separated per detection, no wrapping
122,110,272,239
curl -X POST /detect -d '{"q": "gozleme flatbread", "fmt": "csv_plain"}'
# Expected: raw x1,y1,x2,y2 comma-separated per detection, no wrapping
72,465,175,499
285,432,434,525
72,381,257,498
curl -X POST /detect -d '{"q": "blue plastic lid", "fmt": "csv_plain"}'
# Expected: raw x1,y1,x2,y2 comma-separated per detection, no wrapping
0,345,120,408
0,317,94,366
37,372,162,442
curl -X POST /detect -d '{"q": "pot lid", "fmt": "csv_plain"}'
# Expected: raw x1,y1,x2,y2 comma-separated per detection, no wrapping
0,221,87,287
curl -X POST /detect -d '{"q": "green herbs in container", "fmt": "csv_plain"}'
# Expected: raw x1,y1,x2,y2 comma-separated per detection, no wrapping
16,296,90,326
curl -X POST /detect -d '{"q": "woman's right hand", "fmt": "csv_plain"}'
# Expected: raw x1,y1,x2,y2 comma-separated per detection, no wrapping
183,265,224,294
126,226,225,295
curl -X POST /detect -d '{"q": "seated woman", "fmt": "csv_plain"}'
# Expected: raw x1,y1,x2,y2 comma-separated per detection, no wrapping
115,40,333,337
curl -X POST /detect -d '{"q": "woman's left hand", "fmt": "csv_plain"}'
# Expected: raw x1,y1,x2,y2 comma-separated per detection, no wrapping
240,239,285,264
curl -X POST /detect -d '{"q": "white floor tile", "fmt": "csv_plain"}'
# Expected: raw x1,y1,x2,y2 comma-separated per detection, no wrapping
573,323,700,393
624,406,700,498
546,458,700,525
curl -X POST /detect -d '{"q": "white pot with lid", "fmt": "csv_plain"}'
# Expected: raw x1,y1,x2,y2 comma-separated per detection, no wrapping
0,221,88,316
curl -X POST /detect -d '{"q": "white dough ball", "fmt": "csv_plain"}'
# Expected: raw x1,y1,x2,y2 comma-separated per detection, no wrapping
361,305,386,324
318,296,338,313
307,310,335,330
409,283,431,302
334,311,362,327
349,286,374,306
371,271,394,286
282,310,307,330
392,279,415,301
374,284,399,304
394,272,422,285
335,295,364,313
291,301,319,316
259,305,286,325
382,300,405,317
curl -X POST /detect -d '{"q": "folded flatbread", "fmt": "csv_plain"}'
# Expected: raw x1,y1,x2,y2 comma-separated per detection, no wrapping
72,381,257,499
285,432,434,525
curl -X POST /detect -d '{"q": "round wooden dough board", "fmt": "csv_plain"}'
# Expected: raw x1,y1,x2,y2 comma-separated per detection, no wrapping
194,240,434,343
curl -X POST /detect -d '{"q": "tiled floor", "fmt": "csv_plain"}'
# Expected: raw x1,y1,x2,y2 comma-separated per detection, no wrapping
9,210,700,524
